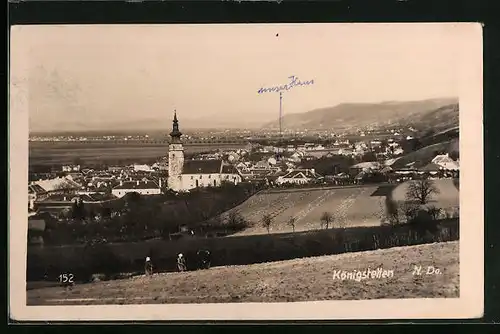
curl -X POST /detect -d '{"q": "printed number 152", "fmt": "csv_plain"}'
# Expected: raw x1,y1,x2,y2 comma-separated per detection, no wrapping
59,273,74,283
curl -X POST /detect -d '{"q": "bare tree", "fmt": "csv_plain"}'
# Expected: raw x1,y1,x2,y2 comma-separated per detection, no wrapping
261,214,273,234
405,178,440,205
287,216,296,233
320,211,334,229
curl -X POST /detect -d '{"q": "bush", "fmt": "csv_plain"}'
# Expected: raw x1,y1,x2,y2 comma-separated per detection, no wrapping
408,208,441,238
400,201,420,223
384,197,400,226
224,211,250,231
426,206,442,221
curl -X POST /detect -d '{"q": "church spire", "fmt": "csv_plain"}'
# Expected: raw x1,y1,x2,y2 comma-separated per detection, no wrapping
170,110,182,143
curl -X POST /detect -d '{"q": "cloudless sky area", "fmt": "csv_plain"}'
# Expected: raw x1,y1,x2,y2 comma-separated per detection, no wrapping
12,23,461,132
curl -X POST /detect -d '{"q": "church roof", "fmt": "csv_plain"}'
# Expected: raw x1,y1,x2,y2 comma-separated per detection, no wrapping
221,164,240,174
33,176,82,192
29,184,47,194
183,160,223,174
170,111,182,141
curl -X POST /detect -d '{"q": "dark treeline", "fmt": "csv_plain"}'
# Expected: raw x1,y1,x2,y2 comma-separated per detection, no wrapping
299,155,355,175
37,182,263,246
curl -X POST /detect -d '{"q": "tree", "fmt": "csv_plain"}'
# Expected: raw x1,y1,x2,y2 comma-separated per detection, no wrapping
101,207,112,219
71,198,85,221
384,197,400,226
449,150,459,161
261,214,273,234
320,211,334,229
225,211,249,231
361,151,377,162
426,206,442,221
287,216,296,233
405,178,440,205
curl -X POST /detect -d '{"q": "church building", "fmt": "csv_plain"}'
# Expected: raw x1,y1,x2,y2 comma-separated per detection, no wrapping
167,112,242,192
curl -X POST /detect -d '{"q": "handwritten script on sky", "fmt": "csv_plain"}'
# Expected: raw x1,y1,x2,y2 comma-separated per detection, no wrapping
257,75,315,94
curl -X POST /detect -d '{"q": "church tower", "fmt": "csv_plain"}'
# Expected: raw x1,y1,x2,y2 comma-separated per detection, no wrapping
167,111,184,191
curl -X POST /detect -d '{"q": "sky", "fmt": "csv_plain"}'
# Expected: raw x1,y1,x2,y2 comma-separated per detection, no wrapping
11,23,462,132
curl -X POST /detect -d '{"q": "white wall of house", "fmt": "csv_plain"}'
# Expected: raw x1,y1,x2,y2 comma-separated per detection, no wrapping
28,194,36,210
133,164,152,172
276,176,311,185
181,173,222,190
174,173,243,191
111,188,161,198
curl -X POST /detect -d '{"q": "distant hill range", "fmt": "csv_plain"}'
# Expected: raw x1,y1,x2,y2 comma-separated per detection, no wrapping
264,97,459,133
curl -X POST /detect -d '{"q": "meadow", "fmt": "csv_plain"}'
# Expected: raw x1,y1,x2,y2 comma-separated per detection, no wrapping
27,217,459,284
27,179,460,283
222,179,459,235
225,185,385,235
27,241,459,305
391,139,458,169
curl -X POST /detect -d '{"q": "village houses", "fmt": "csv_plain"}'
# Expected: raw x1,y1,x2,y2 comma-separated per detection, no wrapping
276,168,322,185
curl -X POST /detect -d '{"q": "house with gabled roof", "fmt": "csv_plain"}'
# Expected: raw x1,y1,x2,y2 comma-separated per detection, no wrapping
111,179,162,198
431,153,459,171
177,159,242,190
28,184,48,211
276,168,322,185
32,176,82,194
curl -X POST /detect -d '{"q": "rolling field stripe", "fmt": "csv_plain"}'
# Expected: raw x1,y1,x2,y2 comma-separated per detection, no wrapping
293,190,337,223
269,191,312,231
298,189,345,230
333,188,368,226
246,192,294,221
291,193,323,222
224,193,287,221
269,191,311,220
234,192,296,231
244,190,328,232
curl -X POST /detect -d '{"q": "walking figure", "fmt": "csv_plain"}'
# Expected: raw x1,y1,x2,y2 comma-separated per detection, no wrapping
197,249,211,270
145,256,153,276
177,253,187,272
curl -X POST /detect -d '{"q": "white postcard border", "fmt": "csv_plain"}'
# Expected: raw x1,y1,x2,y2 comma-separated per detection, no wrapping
9,23,484,321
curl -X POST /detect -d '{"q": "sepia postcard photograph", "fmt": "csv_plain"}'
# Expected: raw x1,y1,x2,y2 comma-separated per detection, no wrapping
9,23,483,321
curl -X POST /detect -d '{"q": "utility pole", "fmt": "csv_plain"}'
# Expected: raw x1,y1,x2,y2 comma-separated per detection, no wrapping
279,92,283,161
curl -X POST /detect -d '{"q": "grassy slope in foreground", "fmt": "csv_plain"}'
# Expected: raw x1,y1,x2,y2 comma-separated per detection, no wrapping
28,241,459,305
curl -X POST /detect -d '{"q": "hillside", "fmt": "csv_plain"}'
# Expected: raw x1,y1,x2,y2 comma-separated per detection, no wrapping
264,98,458,132
391,138,459,169
27,241,459,305
392,179,459,216
221,186,384,235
